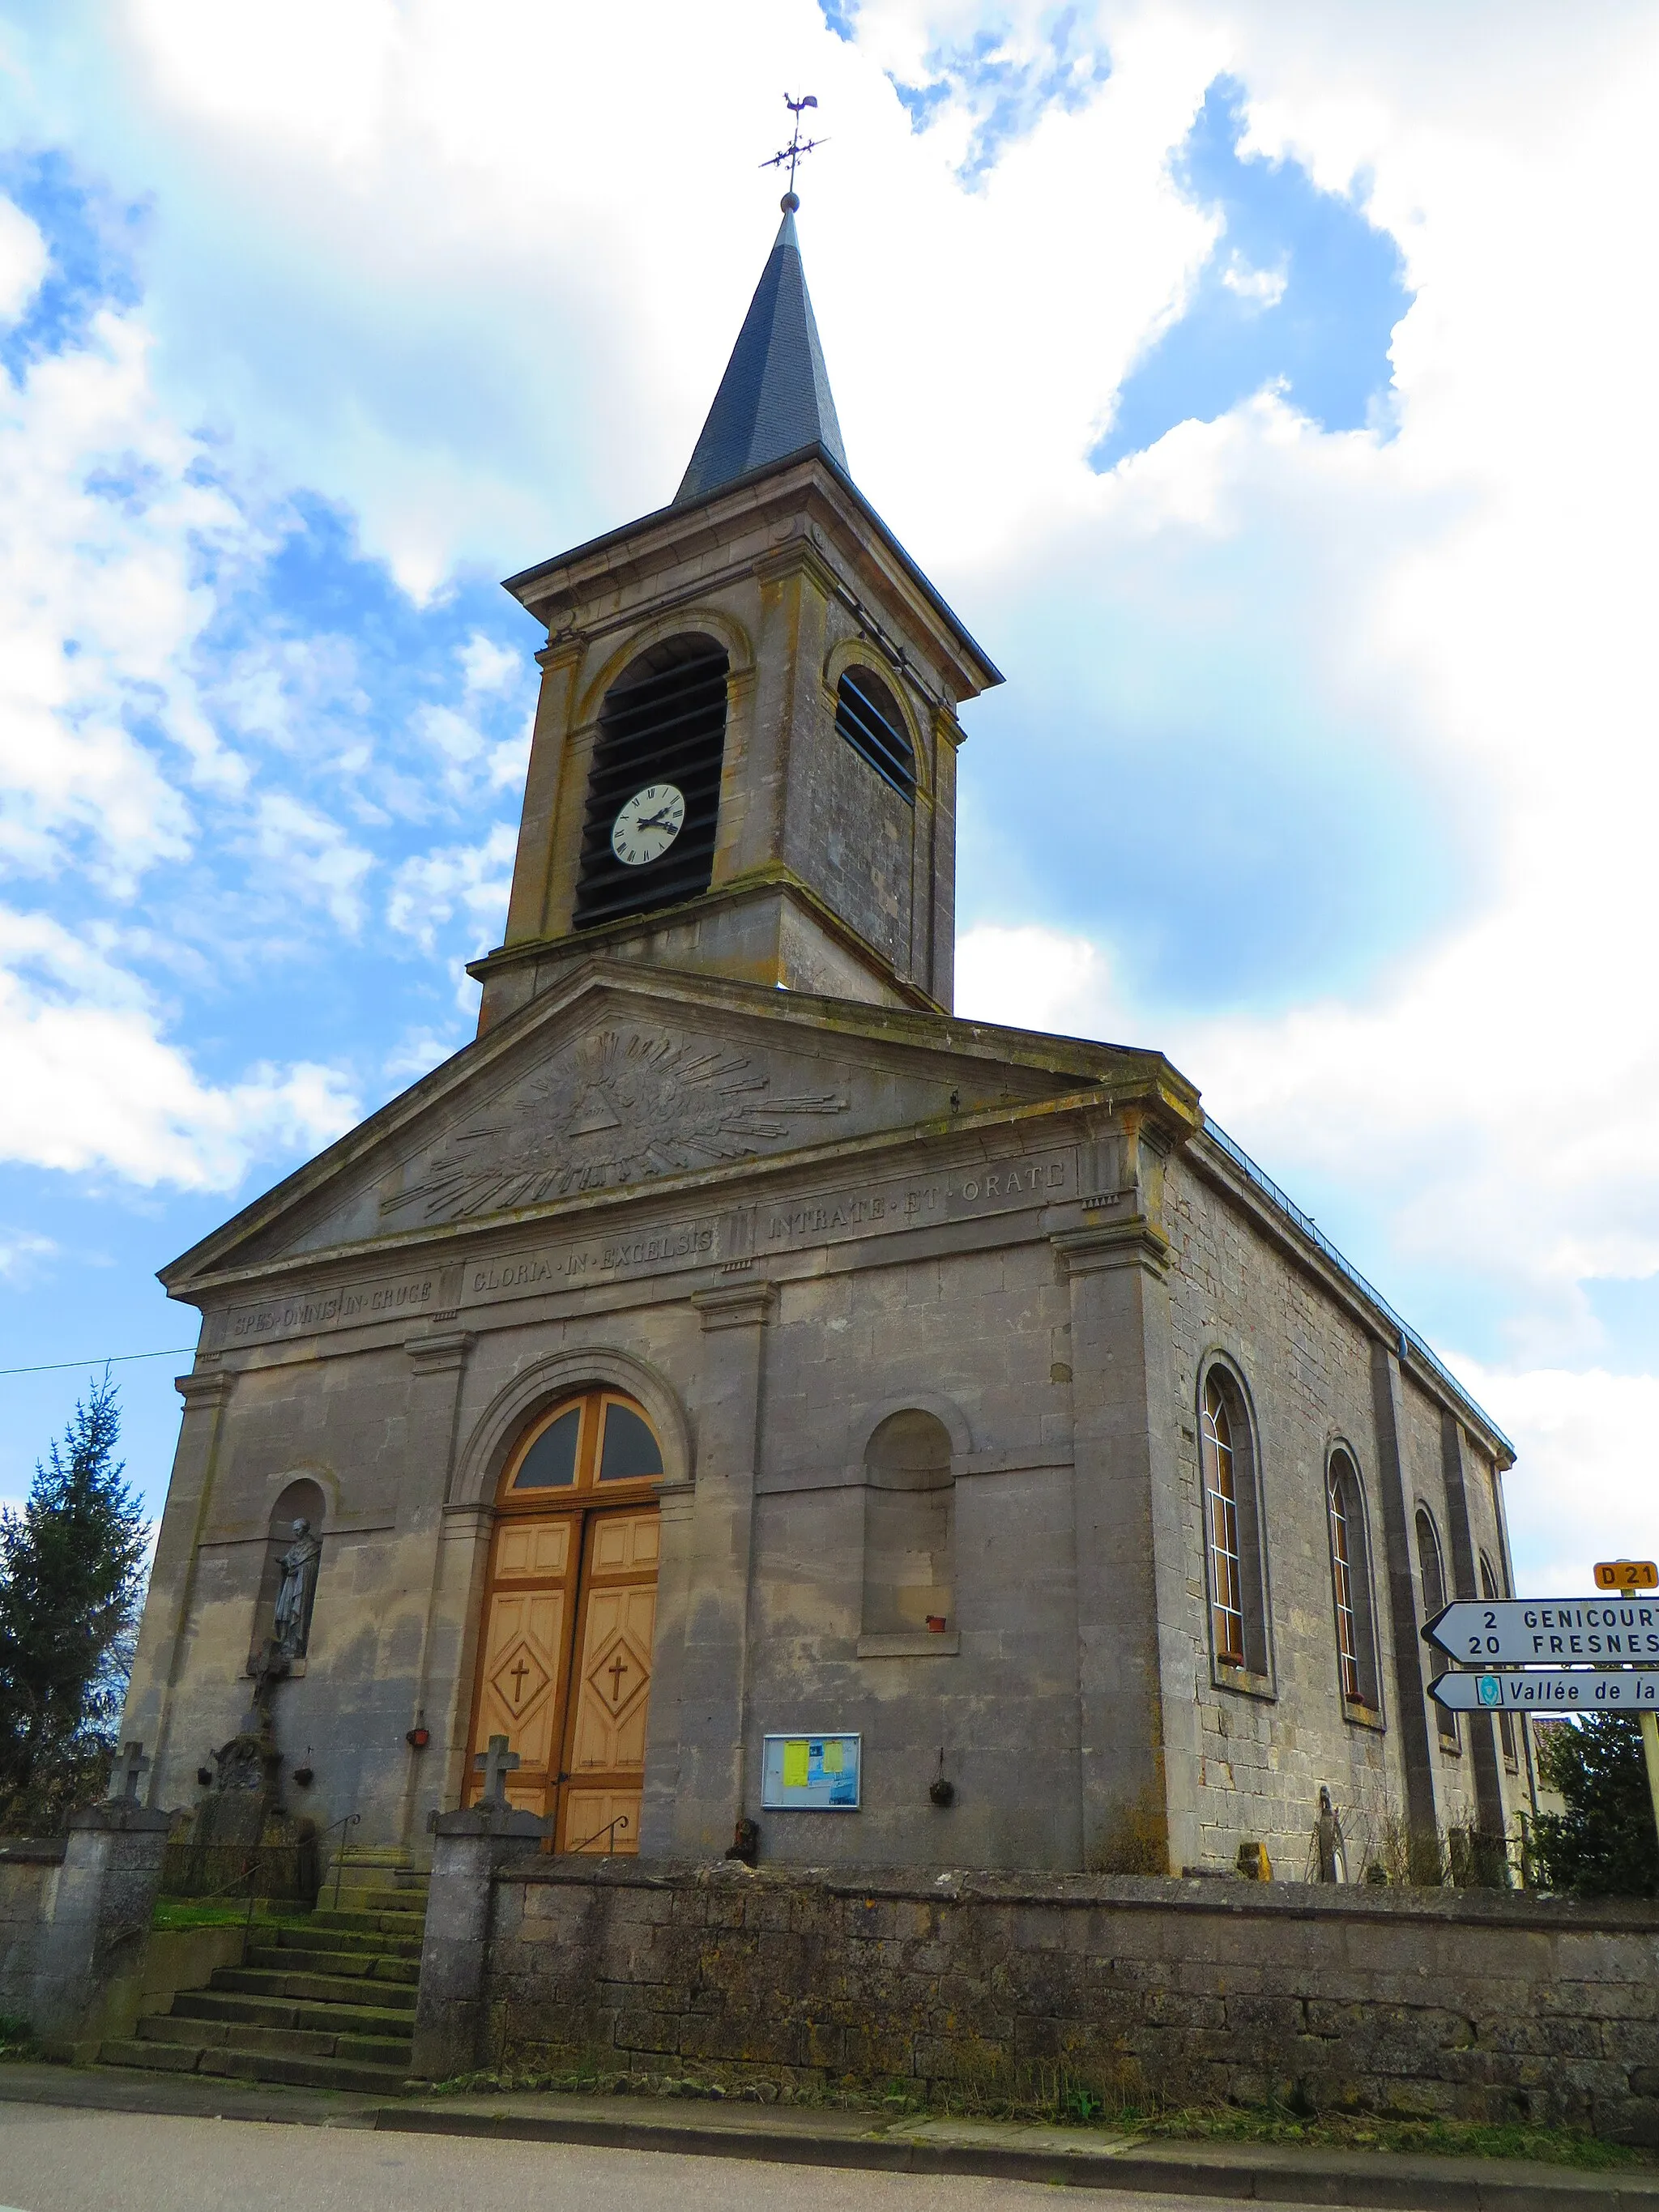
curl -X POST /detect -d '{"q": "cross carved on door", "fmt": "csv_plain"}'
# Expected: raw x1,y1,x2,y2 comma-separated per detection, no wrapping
607,1651,630,1705
508,1656,531,1704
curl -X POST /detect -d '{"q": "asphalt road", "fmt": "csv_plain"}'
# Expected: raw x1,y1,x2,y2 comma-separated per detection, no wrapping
0,2101,1277,2212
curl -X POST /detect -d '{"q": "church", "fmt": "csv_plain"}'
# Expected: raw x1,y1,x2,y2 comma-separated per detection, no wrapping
122,191,1529,1883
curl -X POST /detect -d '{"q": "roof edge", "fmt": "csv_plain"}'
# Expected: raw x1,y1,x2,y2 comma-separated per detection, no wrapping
501,443,1003,696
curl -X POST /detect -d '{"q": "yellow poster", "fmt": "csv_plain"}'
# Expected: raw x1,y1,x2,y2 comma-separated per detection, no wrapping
782,1739,809,1788
823,1740,843,1773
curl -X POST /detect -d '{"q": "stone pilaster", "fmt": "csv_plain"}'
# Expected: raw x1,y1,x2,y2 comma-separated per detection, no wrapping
411,1804,544,2079
395,1328,475,1852
646,1281,774,1859
1054,1169,1191,1875
1440,1409,1509,1843
125,1367,233,1802
502,640,583,949
1370,1342,1444,1868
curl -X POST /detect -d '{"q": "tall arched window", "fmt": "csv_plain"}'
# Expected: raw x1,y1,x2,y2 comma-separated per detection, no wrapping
1481,1552,1518,1767
1327,1451,1380,1712
1417,1507,1459,1748
860,1409,954,1651
835,666,915,802
1201,1368,1269,1681
574,634,730,931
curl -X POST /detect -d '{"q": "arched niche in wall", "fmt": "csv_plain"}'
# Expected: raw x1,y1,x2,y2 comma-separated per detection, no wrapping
859,1409,956,1655
249,1476,326,1667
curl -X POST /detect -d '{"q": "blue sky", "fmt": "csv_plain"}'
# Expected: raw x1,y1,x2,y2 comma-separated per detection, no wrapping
1,0,1657,1599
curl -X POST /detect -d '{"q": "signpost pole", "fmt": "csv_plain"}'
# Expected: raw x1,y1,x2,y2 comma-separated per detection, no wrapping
1641,1712,1659,1856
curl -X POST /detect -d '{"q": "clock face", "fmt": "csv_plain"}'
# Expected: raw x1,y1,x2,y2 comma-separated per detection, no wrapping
610,782,685,867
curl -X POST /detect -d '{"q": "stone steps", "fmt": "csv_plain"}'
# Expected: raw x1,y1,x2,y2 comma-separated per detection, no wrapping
101,1865,427,2094
213,1963,418,2009
245,1941,420,1985
172,1987,415,2038
97,2036,409,2095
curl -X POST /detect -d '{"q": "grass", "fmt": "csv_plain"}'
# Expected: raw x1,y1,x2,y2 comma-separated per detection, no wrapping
150,1899,315,1932
425,2058,1656,2169
1139,2104,1655,2171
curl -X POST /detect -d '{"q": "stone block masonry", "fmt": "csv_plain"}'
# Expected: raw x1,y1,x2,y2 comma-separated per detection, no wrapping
446,1856,1659,2145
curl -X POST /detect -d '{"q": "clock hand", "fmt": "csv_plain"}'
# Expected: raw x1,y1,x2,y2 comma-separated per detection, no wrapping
634,808,680,831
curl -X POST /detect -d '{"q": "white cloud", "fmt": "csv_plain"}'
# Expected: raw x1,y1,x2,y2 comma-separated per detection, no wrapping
1220,251,1287,309
386,820,515,953
0,296,246,890
0,907,359,1187
459,630,520,696
1448,1359,1659,1600
957,923,1125,1042
0,1227,57,1282
252,792,373,931
0,196,48,322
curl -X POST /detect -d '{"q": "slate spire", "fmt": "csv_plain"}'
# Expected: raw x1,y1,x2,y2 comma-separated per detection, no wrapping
673,198,848,505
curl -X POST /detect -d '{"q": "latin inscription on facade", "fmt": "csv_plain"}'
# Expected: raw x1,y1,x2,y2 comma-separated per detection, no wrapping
764,1152,1072,1250
467,1218,719,1305
228,1272,437,1345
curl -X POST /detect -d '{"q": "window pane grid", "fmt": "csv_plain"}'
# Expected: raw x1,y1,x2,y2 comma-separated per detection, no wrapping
1202,1387,1246,1666
1328,1470,1363,1701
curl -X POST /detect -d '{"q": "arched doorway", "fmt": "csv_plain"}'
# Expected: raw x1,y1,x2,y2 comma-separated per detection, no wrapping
463,1387,663,1852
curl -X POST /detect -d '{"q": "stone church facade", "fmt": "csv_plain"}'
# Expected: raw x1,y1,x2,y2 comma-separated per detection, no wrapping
122,204,1528,1883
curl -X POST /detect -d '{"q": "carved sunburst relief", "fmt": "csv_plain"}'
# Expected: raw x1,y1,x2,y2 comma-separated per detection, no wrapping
382,1027,848,1224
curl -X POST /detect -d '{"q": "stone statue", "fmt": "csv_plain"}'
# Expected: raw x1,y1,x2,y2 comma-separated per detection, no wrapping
272,1518,321,1657
1316,1785,1349,1883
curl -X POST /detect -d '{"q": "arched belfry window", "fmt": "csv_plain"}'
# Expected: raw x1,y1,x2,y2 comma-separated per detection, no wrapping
1200,1368,1269,1681
1417,1507,1459,1748
1327,1451,1380,1712
574,634,730,931
860,1410,954,1647
835,666,915,802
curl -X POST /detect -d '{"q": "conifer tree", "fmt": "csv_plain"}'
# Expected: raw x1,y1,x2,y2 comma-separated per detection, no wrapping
1533,1711,1659,1897
0,1374,149,1831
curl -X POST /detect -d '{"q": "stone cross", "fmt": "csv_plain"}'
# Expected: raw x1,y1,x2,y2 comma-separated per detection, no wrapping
109,1740,150,1801
474,1734,520,1807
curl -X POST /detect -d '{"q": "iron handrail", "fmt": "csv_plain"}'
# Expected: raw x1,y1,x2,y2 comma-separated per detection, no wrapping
326,1811,363,1909
566,1810,630,1855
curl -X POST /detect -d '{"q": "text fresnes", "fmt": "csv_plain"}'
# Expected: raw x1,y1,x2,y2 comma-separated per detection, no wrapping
1522,1604,1659,1656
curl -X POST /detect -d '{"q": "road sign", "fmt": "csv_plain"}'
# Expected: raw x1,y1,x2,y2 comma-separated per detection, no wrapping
1423,1598,1659,1666
1596,1560,1659,1590
1430,1668,1659,1711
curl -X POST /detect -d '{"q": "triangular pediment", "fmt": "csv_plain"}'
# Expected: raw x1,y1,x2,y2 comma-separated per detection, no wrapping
164,961,1197,1290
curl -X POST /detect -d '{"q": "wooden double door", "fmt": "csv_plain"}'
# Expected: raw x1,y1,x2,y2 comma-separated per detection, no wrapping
466,1500,660,1852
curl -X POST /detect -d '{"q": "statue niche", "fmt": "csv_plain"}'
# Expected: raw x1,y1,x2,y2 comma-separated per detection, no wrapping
251,1477,326,1667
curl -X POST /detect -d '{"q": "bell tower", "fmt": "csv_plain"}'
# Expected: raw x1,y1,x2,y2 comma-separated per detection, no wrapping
471,197,1001,1031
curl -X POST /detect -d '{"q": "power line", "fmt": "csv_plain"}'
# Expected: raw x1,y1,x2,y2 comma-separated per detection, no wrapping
0,1347,195,1379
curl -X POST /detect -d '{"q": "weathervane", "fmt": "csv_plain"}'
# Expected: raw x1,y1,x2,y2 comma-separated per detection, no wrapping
761,92,825,210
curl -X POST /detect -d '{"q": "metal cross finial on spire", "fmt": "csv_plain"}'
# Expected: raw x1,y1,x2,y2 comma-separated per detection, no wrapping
761,92,825,211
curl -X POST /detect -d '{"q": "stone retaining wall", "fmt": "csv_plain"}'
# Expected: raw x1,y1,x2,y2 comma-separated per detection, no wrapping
467,1858,1659,2143
0,1840,67,2018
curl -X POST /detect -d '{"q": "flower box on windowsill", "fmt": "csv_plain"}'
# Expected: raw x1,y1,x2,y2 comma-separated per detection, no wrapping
857,1630,960,1658
1212,1657,1274,1700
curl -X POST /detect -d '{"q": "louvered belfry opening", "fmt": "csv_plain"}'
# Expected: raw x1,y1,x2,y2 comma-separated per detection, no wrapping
574,635,730,931
835,667,915,802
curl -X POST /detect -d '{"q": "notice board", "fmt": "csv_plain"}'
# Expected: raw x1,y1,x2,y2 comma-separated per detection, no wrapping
761,1732,861,1810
